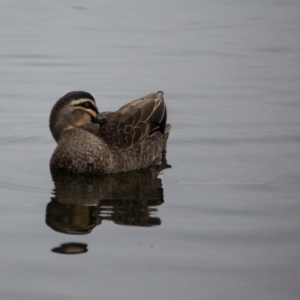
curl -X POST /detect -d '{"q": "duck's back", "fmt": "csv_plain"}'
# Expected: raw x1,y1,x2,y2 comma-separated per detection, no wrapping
83,92,168,150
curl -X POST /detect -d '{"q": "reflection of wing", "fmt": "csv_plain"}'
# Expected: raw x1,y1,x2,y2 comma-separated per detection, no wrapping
99,92,167,149
50,166,167,204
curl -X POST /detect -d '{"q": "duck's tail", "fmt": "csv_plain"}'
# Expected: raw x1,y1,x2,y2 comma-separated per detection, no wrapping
162,123,173,151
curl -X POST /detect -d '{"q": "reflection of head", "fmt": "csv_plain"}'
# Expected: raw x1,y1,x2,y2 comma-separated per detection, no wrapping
46,200,98,234
46,165,169,235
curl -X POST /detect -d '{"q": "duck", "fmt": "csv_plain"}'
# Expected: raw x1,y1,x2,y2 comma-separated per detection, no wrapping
49,91,172,174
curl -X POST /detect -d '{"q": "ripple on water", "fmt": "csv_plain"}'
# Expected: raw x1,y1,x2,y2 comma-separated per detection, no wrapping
0,133,53,195
167,127,300,189
171,130,300,147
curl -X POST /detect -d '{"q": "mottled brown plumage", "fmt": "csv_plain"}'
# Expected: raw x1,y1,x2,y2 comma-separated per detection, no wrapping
49,91,172,174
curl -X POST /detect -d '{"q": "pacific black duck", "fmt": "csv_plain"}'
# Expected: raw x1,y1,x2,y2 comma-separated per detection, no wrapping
49,91,172,174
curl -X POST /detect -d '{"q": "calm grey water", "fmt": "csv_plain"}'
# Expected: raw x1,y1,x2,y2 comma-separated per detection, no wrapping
1,0,300,299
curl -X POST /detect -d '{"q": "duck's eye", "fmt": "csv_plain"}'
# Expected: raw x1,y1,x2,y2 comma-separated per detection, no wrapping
83,102,91,108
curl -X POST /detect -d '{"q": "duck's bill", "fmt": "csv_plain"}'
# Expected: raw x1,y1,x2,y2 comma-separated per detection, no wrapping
92,112,106,124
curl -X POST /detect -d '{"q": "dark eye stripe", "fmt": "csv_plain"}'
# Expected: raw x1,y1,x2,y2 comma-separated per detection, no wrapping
75,102,97,112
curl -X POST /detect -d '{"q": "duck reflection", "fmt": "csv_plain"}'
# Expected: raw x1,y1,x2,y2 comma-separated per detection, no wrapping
46,157,171,237
51,242,88,255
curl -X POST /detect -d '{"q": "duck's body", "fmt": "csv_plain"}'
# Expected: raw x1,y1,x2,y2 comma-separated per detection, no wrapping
49,91,172,174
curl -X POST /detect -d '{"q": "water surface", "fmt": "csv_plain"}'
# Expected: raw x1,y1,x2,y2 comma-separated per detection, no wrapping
0,1,300,299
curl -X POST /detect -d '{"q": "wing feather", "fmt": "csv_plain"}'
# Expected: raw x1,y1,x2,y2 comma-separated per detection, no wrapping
83,92,168,150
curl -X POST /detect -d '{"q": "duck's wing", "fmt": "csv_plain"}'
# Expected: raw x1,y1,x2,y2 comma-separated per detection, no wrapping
98,91,167,149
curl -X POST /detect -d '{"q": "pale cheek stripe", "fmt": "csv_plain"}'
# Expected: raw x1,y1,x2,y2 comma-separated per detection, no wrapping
86,109,97,118
71,98,96,106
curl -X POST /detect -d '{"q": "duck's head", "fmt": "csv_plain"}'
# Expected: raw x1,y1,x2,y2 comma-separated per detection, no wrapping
49,91,105,142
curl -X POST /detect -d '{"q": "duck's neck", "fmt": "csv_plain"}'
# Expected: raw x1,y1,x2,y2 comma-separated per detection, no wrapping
50,117,72,143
